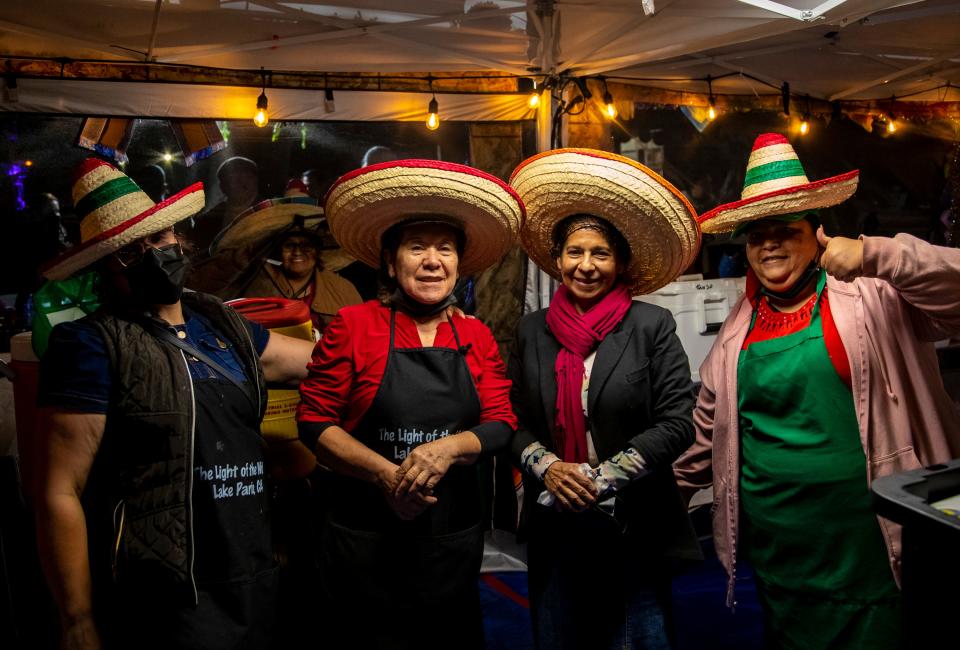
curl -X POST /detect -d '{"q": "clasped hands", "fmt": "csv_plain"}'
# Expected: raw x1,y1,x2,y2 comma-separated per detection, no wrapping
380,437,455,520
543,461,602,513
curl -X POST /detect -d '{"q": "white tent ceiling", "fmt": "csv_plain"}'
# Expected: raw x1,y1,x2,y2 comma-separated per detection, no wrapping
0,0,958,107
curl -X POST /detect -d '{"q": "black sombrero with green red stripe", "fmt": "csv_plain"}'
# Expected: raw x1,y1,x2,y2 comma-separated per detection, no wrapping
43,158,205,281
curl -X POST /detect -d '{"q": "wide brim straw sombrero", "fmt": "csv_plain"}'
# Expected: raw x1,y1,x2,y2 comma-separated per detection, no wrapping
43,158,204,281
699,132,859,234
325,159,525,276
510,148,701,296
211,195,354,272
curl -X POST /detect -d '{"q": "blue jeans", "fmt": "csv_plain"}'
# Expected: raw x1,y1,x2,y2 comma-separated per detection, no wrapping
528,508,673,650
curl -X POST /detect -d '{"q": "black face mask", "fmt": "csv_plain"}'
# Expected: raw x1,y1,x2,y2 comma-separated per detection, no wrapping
124,244,188,305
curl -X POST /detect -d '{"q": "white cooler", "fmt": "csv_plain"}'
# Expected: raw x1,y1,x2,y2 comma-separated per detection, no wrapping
636,277,746,383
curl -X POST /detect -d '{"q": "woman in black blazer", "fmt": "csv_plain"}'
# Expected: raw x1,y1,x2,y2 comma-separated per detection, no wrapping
508,149,703,649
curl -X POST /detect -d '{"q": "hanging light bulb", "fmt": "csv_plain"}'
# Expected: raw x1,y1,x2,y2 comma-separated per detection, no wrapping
254,91,269,128
528,82,541,110
706,75,717,121
799,113,810,135
886,117,897,133
598,77,617,120
602,91,617,119
426,97,440,130
253,68,269,128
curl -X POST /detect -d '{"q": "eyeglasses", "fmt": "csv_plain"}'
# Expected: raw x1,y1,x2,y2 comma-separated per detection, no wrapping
281,241,316,253
113,240,182,267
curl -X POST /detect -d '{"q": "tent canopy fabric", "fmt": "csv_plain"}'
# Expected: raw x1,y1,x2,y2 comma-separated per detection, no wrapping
0,0,958,116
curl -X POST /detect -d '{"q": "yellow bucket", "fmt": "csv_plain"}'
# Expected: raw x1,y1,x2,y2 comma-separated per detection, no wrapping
228,298,314,443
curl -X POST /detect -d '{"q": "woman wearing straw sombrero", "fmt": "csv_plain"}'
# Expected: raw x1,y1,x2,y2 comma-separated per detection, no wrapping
508,149,703,649
296,160,522,649
674,133,960,648
212,179,362,335
31,159,317,649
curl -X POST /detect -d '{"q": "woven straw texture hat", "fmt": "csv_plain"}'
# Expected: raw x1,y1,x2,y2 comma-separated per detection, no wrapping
43,159,204,281
324,160,525,276
211,183,353,272
510,148,700,296
699,133,859,234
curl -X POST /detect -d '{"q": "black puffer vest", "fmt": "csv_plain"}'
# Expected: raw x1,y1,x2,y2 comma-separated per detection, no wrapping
84,292,267,604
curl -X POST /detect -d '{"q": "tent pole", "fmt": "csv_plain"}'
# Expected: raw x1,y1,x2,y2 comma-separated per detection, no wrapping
145,0,163,62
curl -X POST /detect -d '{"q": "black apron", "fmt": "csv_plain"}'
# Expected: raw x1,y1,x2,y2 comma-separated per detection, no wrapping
323,309,486,650
110,326,278,650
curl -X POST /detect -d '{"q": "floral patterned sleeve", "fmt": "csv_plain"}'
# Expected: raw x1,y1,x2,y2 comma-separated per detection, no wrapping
593,447,649,499
520,441,561,481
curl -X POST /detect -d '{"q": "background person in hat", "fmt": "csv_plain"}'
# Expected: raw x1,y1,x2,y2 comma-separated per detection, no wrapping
213,179,362,336
32,159,316,650
296,160,522,649
508,149,703,650
674,133,960,649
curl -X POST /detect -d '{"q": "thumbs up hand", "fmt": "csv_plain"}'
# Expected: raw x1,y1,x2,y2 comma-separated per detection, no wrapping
817,226,864,282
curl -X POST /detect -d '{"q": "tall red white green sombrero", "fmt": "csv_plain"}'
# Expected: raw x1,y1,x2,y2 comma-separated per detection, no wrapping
698,133,859,234
43,158,205,280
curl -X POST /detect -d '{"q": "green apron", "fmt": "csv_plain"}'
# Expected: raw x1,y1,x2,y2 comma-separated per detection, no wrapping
737,271,901,649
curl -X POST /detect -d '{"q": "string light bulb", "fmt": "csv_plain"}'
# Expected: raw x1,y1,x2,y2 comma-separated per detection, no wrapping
886,116,897,133
599,77,617,119
426,96,440,131
528,83,541,109
254,91,269,128
706,75,717,121
253,68,269,128
603,91,617,119
798,96,811,136
426,77,440,131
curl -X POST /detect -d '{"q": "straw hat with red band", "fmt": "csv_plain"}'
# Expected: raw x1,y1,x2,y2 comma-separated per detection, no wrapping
43,158,204,281
510,148,701,296
324,159,525,276
699,133,859,234
211,179,353,272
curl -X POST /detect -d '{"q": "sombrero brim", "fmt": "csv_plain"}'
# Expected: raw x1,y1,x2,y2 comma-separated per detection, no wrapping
699,170,858,234
325,160,525,276
43,182,205,281
212,199,323,252
510,149,701,296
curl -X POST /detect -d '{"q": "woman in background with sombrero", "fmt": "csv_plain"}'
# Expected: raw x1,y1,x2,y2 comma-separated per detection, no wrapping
295,160,522,649
674,133,960,648
213,179,361,335
509,149,702,649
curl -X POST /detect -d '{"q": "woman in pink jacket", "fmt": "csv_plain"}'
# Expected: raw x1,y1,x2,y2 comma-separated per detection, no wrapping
673,133,960,649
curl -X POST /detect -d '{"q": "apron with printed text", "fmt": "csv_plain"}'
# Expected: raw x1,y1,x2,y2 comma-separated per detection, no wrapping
323,309,485,650
737,271,901,649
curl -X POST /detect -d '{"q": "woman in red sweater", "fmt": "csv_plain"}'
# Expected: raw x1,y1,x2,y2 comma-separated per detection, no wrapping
296,160,524,650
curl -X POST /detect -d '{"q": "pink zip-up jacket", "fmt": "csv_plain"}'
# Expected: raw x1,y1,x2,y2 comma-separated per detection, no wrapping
673,233,960,607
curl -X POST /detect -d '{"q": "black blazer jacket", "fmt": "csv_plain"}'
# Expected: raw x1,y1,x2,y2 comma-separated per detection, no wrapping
509,300,702,562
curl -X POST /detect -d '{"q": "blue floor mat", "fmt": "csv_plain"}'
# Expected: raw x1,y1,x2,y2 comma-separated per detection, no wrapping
480,540,763,649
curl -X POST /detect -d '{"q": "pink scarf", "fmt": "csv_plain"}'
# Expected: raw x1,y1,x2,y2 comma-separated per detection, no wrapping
545,283,632,462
